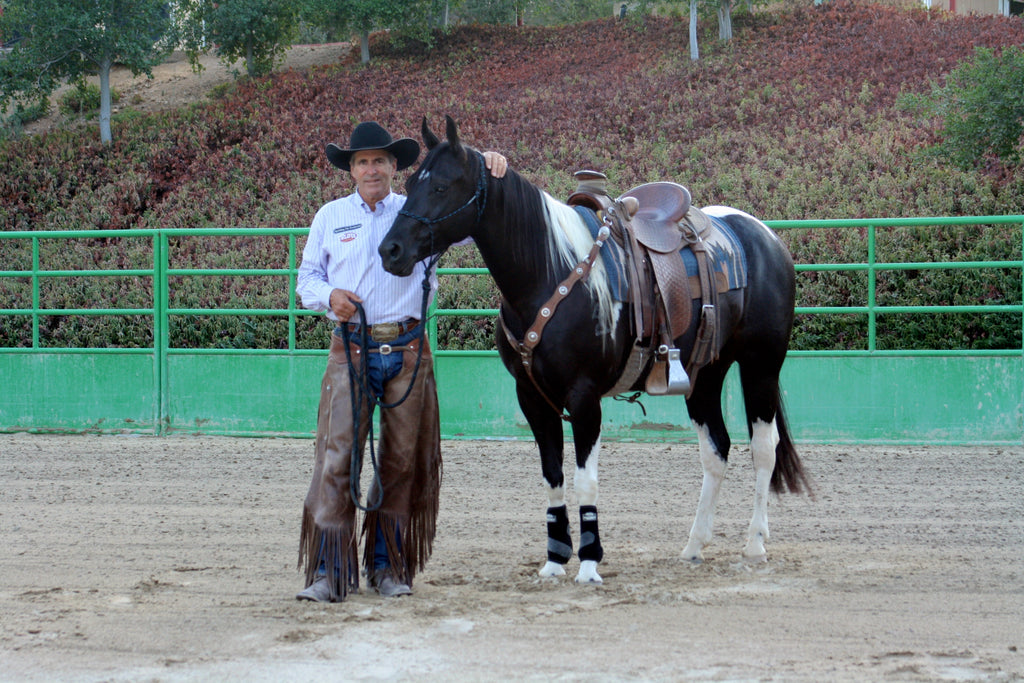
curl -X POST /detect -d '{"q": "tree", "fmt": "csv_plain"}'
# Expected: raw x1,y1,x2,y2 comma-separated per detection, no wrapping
688,0,699,60
308,0,429,64
717,0,733,42
176,0,302,78
900,46,1024,170
0,0,173,144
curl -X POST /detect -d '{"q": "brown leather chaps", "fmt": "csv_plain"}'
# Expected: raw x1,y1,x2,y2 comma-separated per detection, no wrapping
297,332,441,601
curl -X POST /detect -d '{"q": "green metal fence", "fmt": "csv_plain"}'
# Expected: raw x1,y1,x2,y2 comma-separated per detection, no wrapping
1,216,1022,443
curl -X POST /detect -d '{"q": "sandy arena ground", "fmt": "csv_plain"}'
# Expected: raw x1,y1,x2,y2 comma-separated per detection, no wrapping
0,434,1021,681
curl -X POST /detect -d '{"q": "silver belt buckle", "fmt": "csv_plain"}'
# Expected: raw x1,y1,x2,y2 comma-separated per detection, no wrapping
378,344,393,355
370,322,401,343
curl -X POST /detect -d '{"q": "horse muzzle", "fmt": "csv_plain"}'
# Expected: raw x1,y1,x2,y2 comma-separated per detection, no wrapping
378,238,418,277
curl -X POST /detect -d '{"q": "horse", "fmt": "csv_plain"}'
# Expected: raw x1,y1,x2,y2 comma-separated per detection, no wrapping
379,116,810,584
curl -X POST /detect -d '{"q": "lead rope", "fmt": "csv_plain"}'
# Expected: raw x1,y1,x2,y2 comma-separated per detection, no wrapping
342,251,443,513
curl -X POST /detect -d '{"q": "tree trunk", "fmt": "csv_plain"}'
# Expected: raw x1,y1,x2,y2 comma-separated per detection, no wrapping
98,56,113,145
689,0,700,61
718,0,733,41
246,38,256,78
360,30,370,64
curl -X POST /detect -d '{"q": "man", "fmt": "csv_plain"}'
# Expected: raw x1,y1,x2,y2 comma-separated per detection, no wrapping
295,121,506,602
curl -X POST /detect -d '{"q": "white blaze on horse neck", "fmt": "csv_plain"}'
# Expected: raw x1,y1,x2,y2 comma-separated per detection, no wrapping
541,194,619,338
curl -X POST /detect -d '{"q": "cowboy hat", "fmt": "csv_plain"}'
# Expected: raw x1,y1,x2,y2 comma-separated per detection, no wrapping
325,121,420,172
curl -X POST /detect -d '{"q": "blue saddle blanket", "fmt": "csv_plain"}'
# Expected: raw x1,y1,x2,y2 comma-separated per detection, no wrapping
681,215,748,291
574,207,747,302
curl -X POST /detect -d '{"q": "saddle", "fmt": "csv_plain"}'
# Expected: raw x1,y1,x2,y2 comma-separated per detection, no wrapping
567,171,728,398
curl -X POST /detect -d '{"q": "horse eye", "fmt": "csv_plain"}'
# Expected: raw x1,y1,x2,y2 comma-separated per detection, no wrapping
434,185,447,194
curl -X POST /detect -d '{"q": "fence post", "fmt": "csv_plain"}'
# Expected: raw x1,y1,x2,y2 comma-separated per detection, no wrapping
867,223,877,352
31,236,40,349
154,233,168,435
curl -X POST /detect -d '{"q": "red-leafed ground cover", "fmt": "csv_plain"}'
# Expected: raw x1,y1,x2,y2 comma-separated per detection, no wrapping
1,2,1022,350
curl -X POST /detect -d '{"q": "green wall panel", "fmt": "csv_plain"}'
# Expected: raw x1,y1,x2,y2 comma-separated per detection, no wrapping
434,354,1023,444
164,354,324,436
0,352,156,432
1,352,1021,444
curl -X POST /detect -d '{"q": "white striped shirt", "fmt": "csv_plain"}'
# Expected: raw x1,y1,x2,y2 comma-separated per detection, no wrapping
296,190,437,324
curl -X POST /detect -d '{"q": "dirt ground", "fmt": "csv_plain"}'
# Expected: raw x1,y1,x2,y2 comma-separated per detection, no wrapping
23,43,353,137
1,434,1021,682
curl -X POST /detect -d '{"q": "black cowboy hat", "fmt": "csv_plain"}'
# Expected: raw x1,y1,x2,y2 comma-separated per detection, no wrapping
325,121,420,172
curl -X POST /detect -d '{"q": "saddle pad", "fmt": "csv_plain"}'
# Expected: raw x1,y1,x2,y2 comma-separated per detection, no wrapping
575,206,629,302
680,215,748,291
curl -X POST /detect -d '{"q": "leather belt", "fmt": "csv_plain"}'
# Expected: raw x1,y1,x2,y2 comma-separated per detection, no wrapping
346,318,420,343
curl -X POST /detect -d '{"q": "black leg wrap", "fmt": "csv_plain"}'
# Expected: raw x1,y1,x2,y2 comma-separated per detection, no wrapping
546,505,573,564
578,505,603,563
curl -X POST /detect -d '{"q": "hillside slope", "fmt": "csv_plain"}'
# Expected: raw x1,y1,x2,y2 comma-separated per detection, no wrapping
2,2,1023,234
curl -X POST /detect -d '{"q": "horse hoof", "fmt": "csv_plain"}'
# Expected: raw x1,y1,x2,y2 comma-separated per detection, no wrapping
682,543,704,563
538,561,566,578
743,539,767,560
574,560,603,584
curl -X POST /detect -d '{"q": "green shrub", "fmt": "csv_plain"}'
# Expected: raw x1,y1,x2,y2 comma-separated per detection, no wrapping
58,82,120,115
899,45,1024,170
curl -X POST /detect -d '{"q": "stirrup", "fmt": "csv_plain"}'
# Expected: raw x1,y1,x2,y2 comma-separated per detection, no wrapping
645,346,690,396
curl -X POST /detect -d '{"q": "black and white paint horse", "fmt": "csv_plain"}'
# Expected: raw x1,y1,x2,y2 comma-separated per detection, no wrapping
380,117,810,584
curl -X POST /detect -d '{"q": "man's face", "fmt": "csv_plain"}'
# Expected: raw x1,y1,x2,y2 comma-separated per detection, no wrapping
351,149,397,205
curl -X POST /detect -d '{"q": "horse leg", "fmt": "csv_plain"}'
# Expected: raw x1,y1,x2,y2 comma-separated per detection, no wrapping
744,417,779,559
740,364,784,561
570,405,603,584
681,364,731,563
517,384,570,578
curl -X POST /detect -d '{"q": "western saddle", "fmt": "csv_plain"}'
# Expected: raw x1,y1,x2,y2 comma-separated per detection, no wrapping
567,170,726,398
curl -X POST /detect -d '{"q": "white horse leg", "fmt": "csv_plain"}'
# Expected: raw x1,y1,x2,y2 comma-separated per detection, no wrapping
574,437,602,584
744,417,779,560
539,484,568,577
682,423,727,562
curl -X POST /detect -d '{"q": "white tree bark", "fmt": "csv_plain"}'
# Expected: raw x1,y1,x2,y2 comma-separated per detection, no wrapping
718,0,733,41
689,0,700,61
98,56,113,145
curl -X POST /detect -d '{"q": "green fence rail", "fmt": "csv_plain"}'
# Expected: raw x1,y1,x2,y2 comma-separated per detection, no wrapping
1,216,1022,443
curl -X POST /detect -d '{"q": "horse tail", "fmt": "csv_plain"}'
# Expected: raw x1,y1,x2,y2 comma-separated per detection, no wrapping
770,394,813,497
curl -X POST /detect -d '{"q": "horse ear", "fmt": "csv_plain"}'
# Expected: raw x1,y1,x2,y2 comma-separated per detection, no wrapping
422,117,440,150
445,115,465,159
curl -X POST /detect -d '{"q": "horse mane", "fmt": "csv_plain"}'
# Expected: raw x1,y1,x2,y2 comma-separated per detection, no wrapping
486,155,619,338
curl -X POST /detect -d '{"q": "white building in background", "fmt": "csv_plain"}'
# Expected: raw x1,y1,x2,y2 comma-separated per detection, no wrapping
922,0,1022,15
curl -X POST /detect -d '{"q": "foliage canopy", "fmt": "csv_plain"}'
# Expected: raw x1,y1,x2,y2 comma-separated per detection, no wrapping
0,0,172,143
900,46,1024,170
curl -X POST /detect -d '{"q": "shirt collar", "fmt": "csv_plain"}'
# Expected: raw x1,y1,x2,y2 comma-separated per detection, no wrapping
356,190,393,214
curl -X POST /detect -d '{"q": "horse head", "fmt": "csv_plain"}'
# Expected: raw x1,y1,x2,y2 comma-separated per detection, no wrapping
379,116,486,277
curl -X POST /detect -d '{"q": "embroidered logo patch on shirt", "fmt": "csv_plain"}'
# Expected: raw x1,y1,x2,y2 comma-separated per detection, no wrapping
334,223,362,243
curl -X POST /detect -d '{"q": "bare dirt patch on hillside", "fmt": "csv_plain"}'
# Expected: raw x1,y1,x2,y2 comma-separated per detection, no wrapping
1,435,1022,681
24,43,352,136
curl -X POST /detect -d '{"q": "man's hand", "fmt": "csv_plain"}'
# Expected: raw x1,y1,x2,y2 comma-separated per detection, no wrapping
329,288,363,322
483,151,508,178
